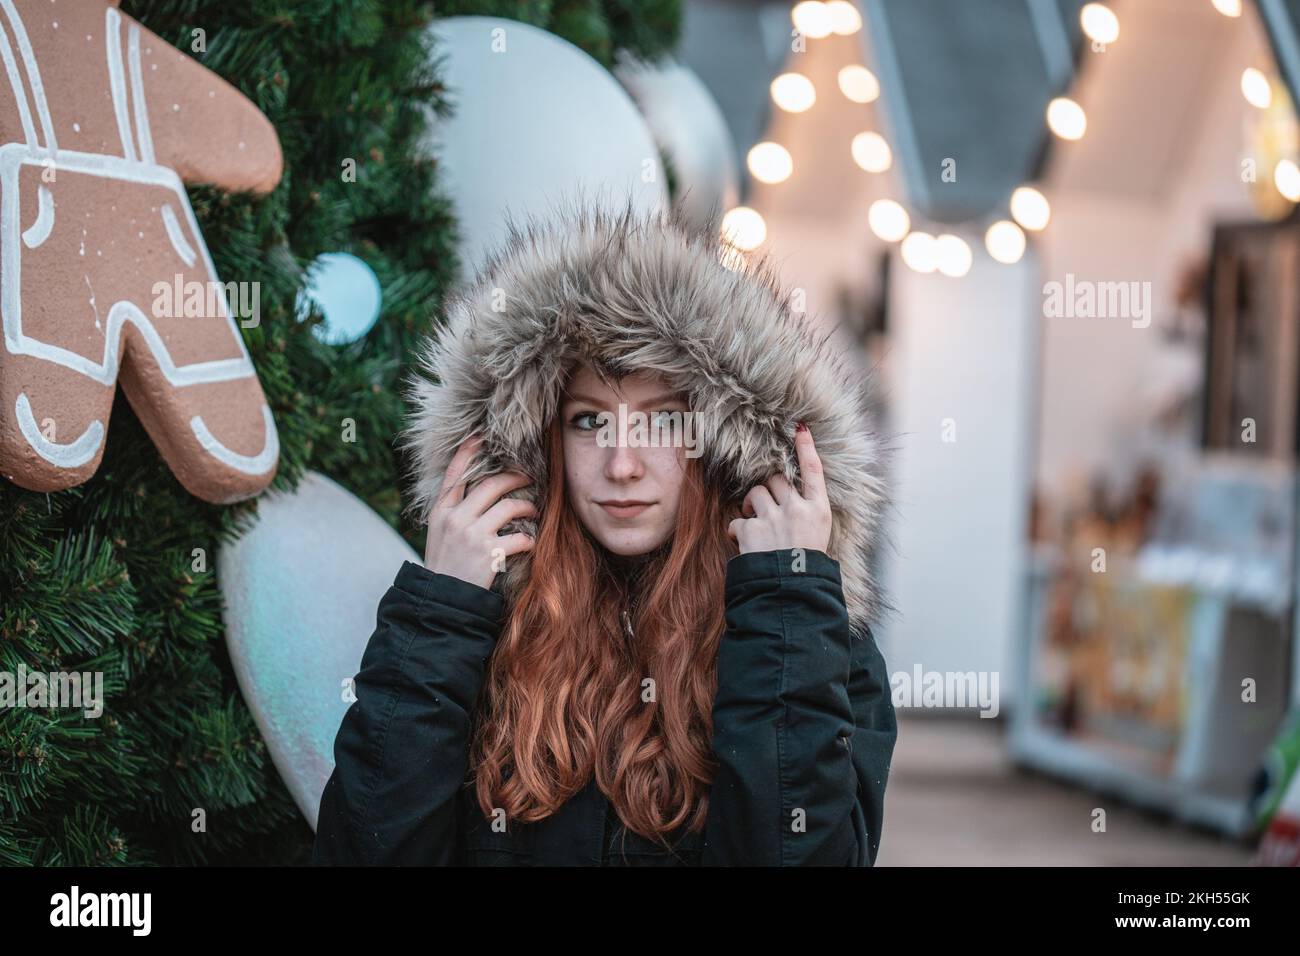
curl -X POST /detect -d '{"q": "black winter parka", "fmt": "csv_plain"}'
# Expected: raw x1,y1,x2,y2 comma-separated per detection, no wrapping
311,546,897,867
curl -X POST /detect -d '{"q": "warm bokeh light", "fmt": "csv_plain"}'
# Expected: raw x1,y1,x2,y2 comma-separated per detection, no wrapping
1211,0,1242,17
851,131,893,172
985,220,1027,264
747,142,794,184
868,199,911,242
1080,4,1119,45
792,1,833,39
718,244,749,272
721,206,768,250
827,0,863,35
1046,96,1087,140
1010,186,1051,231
771,72,817,113
1274,159,1300,201
936,234,973,278
838,65,880,103
900,231,938,273
1242,68,1272,109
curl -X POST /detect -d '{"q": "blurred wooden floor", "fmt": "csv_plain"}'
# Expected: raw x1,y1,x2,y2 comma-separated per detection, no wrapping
876,715,1256,867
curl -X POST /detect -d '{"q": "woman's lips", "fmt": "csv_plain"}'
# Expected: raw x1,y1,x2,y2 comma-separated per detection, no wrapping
599,501,654,518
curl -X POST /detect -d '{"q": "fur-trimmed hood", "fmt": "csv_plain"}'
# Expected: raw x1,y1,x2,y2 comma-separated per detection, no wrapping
403,195,891,631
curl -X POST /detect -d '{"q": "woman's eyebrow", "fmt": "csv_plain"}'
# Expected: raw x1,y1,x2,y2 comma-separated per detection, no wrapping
641,392,688,406
563,391,685,408
561,390,611,405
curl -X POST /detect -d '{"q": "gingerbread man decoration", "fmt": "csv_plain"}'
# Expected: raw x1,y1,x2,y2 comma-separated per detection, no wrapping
0,0,282,503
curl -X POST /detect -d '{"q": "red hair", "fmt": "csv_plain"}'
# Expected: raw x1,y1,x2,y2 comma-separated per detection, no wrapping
467,412,738,846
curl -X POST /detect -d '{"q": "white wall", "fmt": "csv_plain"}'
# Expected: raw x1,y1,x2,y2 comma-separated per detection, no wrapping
1034,193,1170,501
874,245,1040,693
1034,10,1269,513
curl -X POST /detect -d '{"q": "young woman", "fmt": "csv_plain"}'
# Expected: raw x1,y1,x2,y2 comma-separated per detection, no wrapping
311,199,897,866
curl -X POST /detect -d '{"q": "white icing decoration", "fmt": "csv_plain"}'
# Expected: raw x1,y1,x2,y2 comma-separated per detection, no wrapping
190,405,279,476
160,203,195,266
15,391,103,467
103,7,135,160
21,183,51,246
127,22,154,164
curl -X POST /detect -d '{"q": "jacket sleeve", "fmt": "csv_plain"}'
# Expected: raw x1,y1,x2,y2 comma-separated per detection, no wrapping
311,560,505,865
700,547,897,866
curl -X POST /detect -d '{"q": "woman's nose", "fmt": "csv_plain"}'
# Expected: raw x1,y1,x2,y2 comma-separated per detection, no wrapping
604,440,645,480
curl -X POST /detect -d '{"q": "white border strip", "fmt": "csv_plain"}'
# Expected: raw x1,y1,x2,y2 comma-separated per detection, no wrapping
20,183,51,247
127,22,155,164
190,404,279,476
15,392,104,467
104,7,136,161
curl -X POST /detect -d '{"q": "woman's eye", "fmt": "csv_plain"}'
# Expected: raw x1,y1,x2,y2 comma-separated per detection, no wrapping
569,411,601,431
652,410,684,430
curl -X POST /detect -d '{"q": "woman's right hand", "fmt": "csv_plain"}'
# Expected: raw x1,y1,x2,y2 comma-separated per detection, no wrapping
423,434,537,591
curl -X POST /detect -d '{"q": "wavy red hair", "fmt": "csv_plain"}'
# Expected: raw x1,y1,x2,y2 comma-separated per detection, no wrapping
467,410,738,847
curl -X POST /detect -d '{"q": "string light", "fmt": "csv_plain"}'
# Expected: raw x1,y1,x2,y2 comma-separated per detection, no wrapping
748,142,794,184
1080,4,1119,45
827,1,863,35
1010,186,1051,231
1046,97,1087,140
1274,159,1300,201
851,131,892,172
1241,68,1272,109
838,65,880,103
791,2,833,39
771,72,816,112
935,234,973,277
985,221,1027,264
900,232,938,273
868,200,910,242
721,206,768,250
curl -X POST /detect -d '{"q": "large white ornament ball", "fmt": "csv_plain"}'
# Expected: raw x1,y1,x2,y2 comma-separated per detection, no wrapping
422,16,668,282
614,53,739,233
218,471,420,829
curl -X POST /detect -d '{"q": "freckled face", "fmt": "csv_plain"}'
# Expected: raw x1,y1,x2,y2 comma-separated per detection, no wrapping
560,363,688,557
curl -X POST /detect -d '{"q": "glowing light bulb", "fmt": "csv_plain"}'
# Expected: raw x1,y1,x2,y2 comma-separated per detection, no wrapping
1274,159,1300,201
851,131,892,173
936,234,972,278
748,142,794,184
1242,68,1272,109
1010,186,1051,231
838,65,880,103
828,1,862,35
900,231,937,273
1080,4,1119,45
792,1,833,39
1047,97,1087,140
868,199,910,242
771,72,816,113
721,206,767,250
985,220,1026,264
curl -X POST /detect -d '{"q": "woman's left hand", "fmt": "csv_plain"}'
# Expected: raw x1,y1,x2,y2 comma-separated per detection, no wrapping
728,423,833,555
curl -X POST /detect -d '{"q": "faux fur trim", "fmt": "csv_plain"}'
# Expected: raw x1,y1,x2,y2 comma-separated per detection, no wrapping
402,192,891,631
